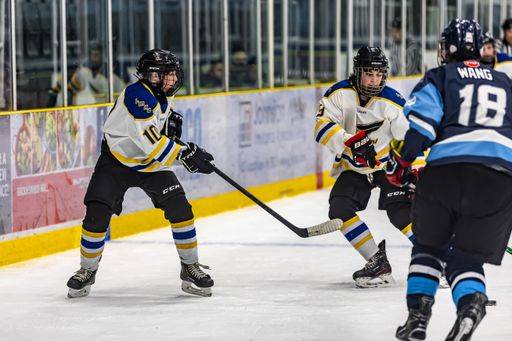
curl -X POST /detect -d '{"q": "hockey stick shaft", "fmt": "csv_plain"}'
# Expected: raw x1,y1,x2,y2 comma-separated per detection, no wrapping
173,138,342,238
209,163,307,237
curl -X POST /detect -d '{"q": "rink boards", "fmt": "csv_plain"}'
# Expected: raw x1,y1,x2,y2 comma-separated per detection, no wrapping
0,76,420,266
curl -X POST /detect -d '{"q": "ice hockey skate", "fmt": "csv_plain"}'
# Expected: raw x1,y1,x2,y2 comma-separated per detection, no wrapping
396,295,434,340
66,268,97,298
180,262,214,297
445,293,487,341
353,240,395,288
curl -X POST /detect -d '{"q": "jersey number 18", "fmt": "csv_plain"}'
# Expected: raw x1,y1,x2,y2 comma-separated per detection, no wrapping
458,84,507,127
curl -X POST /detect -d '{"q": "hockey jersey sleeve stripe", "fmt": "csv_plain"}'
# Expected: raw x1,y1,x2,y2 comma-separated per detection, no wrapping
404,83,444,123
156,139,175,162
162,144,182,167
428,140,512,165
147,137,170,160
319,125,342,145
315,122,336,142
409,115,437,141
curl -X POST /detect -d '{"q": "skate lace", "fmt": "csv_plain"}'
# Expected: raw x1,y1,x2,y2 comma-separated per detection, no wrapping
73,268,93,282
363,252,382,270
188,263,210,278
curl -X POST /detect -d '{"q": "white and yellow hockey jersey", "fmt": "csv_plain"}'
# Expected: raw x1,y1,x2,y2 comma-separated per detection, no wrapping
314,79,410,177
494,52,512,79
103,81,182,172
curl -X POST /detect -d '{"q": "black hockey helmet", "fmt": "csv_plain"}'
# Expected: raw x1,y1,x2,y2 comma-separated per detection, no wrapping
438,19,483,65
353,46,389,98
136,48,184,96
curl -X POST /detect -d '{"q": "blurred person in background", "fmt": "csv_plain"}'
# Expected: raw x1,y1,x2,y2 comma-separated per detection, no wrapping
229,46,257,88
496,18,512,55
48,42,125,107
389,18,422,76
481,32,512,79
200,59,224,89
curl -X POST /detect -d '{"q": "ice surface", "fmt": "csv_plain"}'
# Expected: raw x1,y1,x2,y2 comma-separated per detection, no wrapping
0,188,510,340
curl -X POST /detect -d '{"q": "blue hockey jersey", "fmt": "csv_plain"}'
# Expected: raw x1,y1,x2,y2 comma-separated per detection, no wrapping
401,60,512,172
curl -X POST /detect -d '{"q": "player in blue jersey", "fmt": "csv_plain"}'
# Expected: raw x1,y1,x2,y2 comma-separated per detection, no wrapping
386,19,512,340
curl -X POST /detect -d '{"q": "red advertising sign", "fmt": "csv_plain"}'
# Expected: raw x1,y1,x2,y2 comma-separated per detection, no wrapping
11,168,93,232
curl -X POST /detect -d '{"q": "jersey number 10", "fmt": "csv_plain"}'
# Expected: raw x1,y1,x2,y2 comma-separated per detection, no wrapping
458,84,507,127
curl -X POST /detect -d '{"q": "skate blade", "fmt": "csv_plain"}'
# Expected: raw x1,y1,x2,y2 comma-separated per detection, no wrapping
181,281,212,297
67,285,91,299
451,317,474,341
355,273,396,288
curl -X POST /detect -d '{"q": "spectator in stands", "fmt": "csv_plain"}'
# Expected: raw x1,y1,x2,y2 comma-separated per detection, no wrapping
200,59,224,89
496,18,512,55
388,18,421,76
229,47,256,88
48,42,125,107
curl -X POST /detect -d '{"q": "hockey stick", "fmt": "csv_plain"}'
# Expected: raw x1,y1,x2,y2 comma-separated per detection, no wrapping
173,138,343,238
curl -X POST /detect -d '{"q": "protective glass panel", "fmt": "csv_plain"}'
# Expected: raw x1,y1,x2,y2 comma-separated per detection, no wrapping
16,0,61,109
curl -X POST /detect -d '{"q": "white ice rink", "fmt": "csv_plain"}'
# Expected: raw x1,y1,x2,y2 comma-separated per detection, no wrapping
1,188,511,340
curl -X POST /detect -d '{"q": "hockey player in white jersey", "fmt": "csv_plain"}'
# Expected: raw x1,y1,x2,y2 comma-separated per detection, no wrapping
314,46,419,288
66,49,215,298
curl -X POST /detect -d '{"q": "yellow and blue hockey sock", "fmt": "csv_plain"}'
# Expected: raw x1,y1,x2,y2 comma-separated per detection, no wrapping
80,227,107,271
340,215,379,261
400,223,416,244
171,218,198,264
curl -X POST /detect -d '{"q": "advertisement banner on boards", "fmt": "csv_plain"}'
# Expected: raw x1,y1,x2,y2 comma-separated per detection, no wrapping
9,107,105,232
0,116,12,235
11,168,93,232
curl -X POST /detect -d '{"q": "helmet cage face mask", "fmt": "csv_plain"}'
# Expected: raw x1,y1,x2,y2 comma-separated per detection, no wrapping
354,66,388,98
137,50,184,97
437,39,450,65
141,68,184,97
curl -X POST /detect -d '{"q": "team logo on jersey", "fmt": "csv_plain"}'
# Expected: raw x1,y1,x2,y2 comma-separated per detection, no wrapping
406,96,417,107
464,60,480,68
134,98,152,114
356,107,368,115
357,120,384,134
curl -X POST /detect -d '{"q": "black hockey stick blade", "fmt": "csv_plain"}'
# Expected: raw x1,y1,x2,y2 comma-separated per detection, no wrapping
172,137,342,238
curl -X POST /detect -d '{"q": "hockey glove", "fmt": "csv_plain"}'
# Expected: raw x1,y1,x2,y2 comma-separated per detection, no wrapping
344,131,378,168
178,142,214,174
161,110,183,139
385,139,420,189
